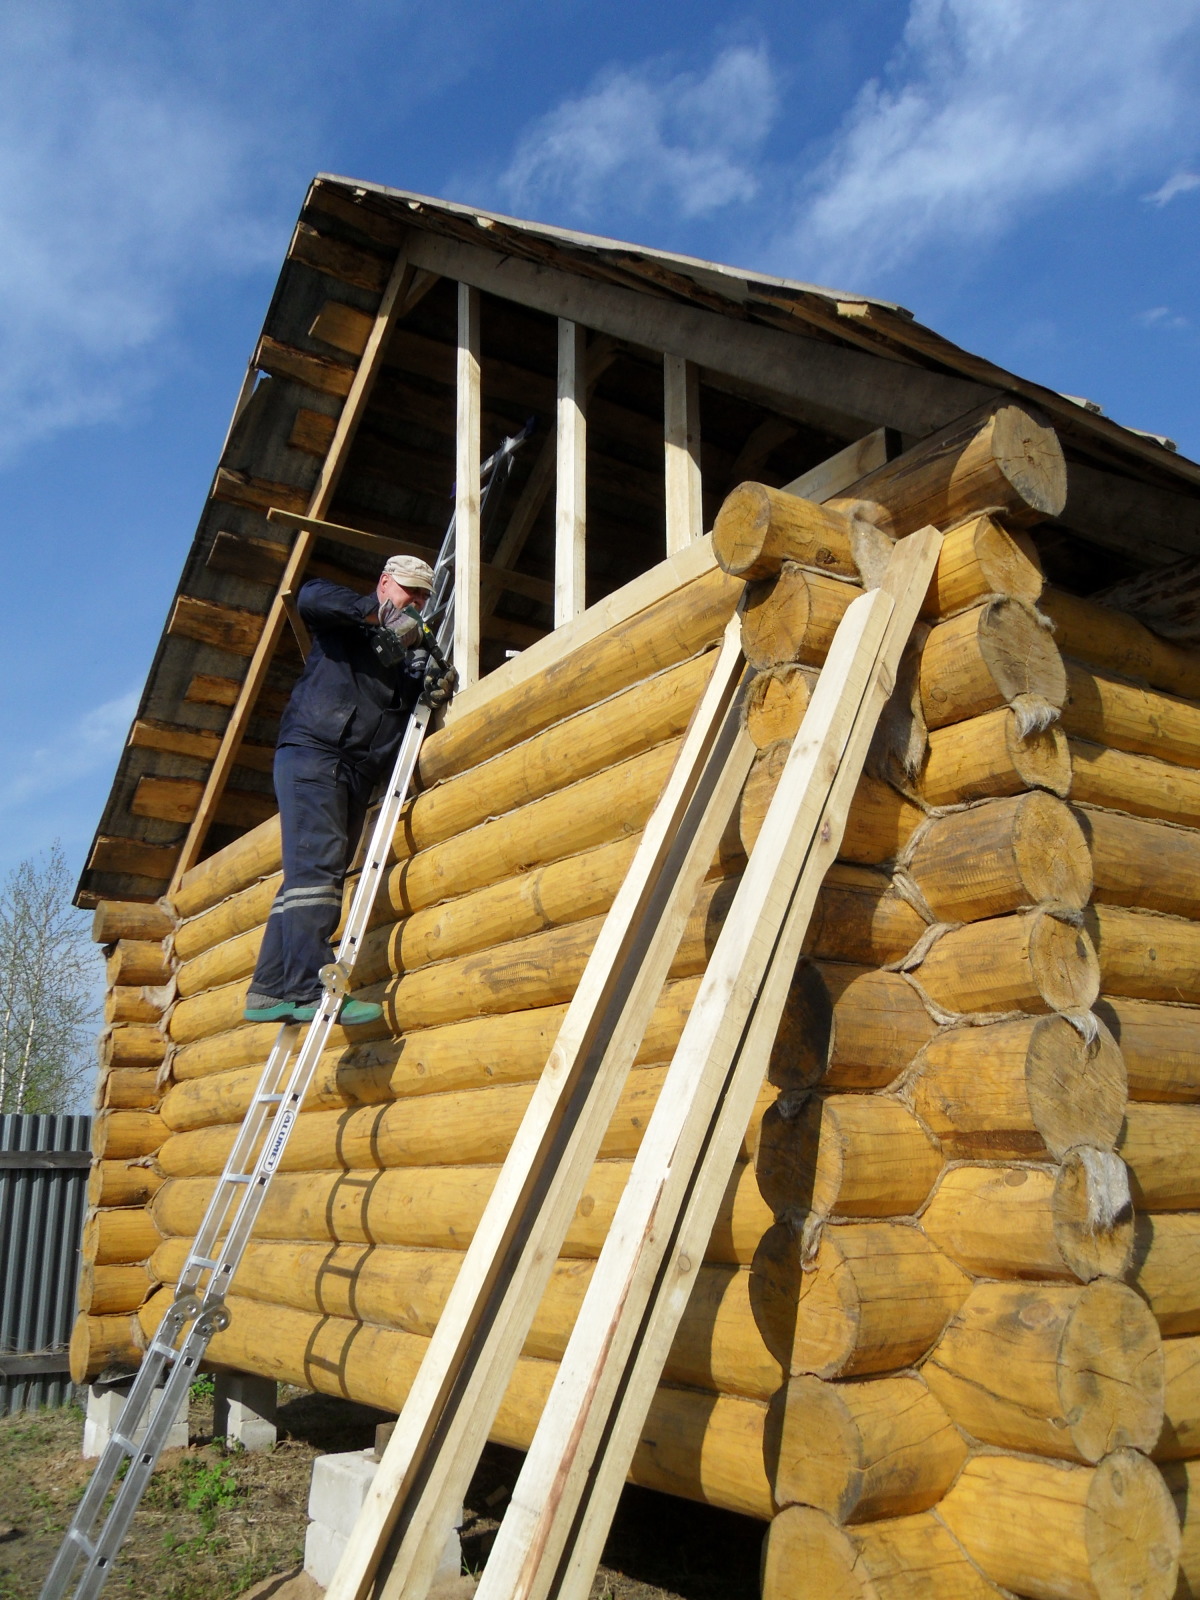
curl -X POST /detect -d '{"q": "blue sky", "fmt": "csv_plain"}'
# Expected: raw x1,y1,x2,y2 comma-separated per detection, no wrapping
1,0,1199,889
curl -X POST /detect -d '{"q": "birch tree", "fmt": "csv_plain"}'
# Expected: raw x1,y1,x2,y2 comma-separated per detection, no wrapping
0,843,99,1113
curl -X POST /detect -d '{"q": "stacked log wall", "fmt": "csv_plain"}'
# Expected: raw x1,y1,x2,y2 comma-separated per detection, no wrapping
71,404,1198,1599
727,469,1184,1598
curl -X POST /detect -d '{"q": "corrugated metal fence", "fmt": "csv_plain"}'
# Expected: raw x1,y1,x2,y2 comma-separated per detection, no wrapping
0,1114,91,1414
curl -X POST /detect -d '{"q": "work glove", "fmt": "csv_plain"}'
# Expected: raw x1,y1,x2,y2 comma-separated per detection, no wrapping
424,662,458,708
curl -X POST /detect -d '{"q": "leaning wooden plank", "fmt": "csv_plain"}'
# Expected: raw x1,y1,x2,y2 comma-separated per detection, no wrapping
480,529,942,1600
455,283,482,688
169,247,415,886
324,618,753,1600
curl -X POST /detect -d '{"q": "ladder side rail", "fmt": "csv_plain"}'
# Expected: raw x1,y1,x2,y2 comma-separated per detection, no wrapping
477,529,944,1600
326,617,754,1600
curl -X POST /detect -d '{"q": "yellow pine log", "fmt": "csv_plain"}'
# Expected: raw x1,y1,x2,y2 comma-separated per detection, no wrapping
740,746,922,864
401,648,715,859
785,963,936,1093
173,873,280,965
105,940,170,987
740,567,855,671
379,736,681,925
1158,1336,1200,1461
151,1157,773,1265
910,1014,1126,1160
755,1094,941,1219
923,1279,1164,1462
914,908,1100,1015
825,402,1068,539
1063,660,1200,770
1130,1215,1200,1337
135,1286,773,1518
1095,996,1200,1102
162,979,702,1127
920,1156,1134,1282
936,1449,1179,1600
1086,904,1200,1004
172,1022,287,1080
712,482,857,580
81,1207,161,1266
101,1069,161,1110
919,597,1066,732
171,813,282,921
77,1262,157,1316
100,1024,167,1069
149,1238,778,1402
155,1067,775,1179
743,665,818,749
1119,1104,1200,1210
1161,1460,1200,1599
1069,738,1200,830
908,791,1091,922
104,988,167,1025
920,705,1071,806
91,1109,168,1161
1078,806,1200,919
920,513,1043,617
92,900,174,944
750,1219,971,1379
68,1311,142,1385
803,865,925,967
168,866,921,1049
1043,586,1200,703
87,1162,164,1208
421,559,742,787
762,1507,1004,1600
766,1373,966,1523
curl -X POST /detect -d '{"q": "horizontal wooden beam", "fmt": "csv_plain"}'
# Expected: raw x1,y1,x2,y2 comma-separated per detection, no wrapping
266,509,554,605
1061,457,1200,566
184,674,289,718
403,230,995,437
167,596,267,658
131,775,276,830
309,300,374,356
253,334,356,397
128,719,274,772
288,222,391,294
212,468,310,516
87,836,180,881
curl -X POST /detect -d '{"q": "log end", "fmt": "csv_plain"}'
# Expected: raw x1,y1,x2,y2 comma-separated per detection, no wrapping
989,403,1069,523
1054,1148,1136,1282
1083,1448,1180,1600
1063,1280,1165,1461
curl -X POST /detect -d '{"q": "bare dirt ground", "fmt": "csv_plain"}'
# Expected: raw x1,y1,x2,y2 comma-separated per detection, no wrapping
0,1387,762,1600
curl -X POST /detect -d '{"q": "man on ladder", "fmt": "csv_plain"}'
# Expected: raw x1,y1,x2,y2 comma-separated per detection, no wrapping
244,552,455,1029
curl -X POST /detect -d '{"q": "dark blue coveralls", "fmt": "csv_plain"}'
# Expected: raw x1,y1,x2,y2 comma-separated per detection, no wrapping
248,579,425,1005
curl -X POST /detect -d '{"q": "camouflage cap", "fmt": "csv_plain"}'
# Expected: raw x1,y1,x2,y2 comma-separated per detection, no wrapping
382,553,434,592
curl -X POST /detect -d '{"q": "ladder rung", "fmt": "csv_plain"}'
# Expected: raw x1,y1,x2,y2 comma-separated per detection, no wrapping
188,1256,218,1269
255,1093,285,1104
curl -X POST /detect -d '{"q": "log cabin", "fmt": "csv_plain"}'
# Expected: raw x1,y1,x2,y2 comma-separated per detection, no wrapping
72,173,1200,1599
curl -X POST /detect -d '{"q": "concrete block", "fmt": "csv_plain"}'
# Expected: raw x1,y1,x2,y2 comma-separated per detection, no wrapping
303,1449,461,1587
82,1380,188,1459
213,1371,277,1451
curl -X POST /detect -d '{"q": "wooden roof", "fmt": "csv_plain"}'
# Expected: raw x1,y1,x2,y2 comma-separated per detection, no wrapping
74,173,1200,909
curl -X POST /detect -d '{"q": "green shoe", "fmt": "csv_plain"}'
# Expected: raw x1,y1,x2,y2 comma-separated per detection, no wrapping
291,996,383,1026
243,995,300,1023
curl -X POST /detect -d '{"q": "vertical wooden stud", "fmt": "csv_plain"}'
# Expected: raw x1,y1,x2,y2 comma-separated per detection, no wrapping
664,354,703,555
455,283,482,689
555,320,587,627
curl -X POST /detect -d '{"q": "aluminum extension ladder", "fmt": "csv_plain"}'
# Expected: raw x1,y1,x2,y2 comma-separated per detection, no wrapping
41,426,530,1600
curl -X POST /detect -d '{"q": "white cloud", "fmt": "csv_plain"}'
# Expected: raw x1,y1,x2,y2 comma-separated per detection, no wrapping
773,0,1200,288
1138,305,1190,331
0,689,139,814
500,44,778,223
0,4,283,465
1144,170,1200,205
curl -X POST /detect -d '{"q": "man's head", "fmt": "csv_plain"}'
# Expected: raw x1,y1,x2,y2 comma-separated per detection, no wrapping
378,553,433,612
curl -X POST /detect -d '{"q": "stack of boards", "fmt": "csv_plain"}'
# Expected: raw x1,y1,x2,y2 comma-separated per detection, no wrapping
78,402,1200,1599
